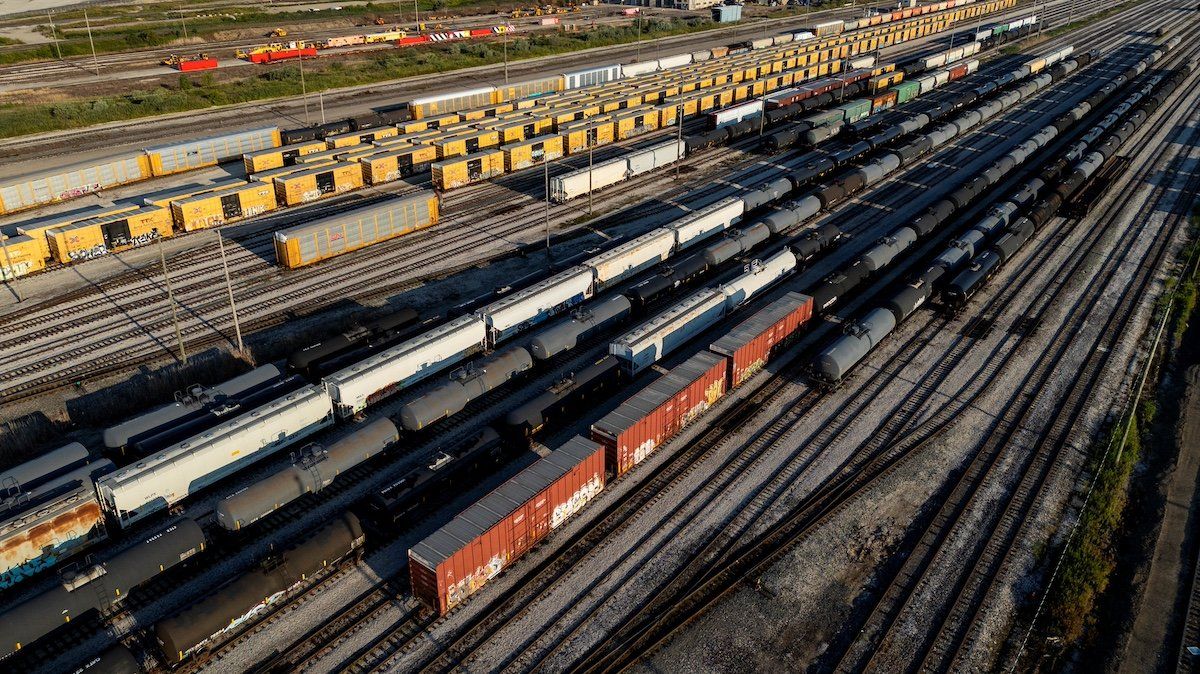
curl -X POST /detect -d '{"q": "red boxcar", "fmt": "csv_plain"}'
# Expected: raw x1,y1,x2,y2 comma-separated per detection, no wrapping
409,436,605,614
709,292,813,389
178,58,218,72
948,64,970,81
469,28,492,37
591,351,727,477
397,35,431,46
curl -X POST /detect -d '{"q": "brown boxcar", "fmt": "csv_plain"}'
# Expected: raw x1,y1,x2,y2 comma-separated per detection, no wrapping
709,292,813,389
591,350,726,478
409,436,605,615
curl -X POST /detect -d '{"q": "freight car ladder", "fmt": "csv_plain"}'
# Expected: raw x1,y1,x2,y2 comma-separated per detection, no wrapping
293,444,329,491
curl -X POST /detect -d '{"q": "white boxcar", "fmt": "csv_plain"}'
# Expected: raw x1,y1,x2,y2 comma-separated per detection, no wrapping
667,197,744,249
710,100,764,129
750,37,773,50
691,49,713,62
657,53,692,70
479,266,594,343
916,75,938,95
96,385,334,528
610,288,726,374
792,31,815,41
849,55,876,69
324,315,485,417
773,34,795,45
626,140,684,176
563,64,622,89
622,61,658,78
550,158,628,202
584,229,674,289
719,249,796,310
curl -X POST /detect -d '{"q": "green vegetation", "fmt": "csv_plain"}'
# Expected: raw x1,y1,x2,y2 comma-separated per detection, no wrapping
0,0,548,65
1042,415,1141,644
0,36,21,46
0,17,713,138
1038,212,1200,654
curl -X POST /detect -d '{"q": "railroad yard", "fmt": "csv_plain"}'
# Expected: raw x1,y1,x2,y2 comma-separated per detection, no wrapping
0,0,1198,672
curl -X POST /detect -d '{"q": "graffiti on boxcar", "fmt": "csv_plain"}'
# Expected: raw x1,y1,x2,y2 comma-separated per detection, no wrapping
446,554,505,610
551,473,603,530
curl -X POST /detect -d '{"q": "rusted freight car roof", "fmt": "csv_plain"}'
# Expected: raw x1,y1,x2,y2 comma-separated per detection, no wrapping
410,436,600,568
593,351,725,437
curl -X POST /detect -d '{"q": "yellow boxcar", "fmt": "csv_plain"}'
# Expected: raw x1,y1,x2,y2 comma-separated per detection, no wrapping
250,160,335,182
397,119,431,134
15,205,139,261
273,162,364,206
611,107,660,140
274,191,439,268
502,135,565,172
243,140,327,174
560,117,616,154
431,149,506,190
0,235,46,280
46,205,173,263
420,113,462,130
298,145,366,164
491,117,553,145
653,104,680,128
360,145,439,184
170,181,278,231
141,178,247,209
325,127,399,149
432,129,500,159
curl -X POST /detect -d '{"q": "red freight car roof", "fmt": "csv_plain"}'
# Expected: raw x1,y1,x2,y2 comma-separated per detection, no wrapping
409,436,601,568
592,350,725,438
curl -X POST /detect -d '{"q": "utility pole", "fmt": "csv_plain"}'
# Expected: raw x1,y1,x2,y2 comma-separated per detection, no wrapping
47,12,62,60
635,14,642,63
216,231,243,353
298,49,310,125
179,3,188,41
675,99,683,180
503,32,508,84
415,0,420,27
158,238,187,362
544,154,552,264
83,8,100,76
319,91,326,124
588,135,594,215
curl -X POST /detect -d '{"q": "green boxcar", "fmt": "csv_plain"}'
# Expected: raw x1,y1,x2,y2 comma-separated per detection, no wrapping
833,99,872,124
893,81,921,105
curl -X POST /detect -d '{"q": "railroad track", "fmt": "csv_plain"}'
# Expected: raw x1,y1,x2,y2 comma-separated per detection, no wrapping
431,35,1175,674
0,3,1137,666
335,20,1162,674
558,47,1199,674
823,34,1200,674
0,0,1100,409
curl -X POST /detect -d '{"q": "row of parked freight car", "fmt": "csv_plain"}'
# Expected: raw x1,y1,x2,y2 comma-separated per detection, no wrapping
0,2,1019,281
0,37,1072,604
407,38,1128,616
1,36,1076,607
0,41,1094,665
0,0,1007,221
